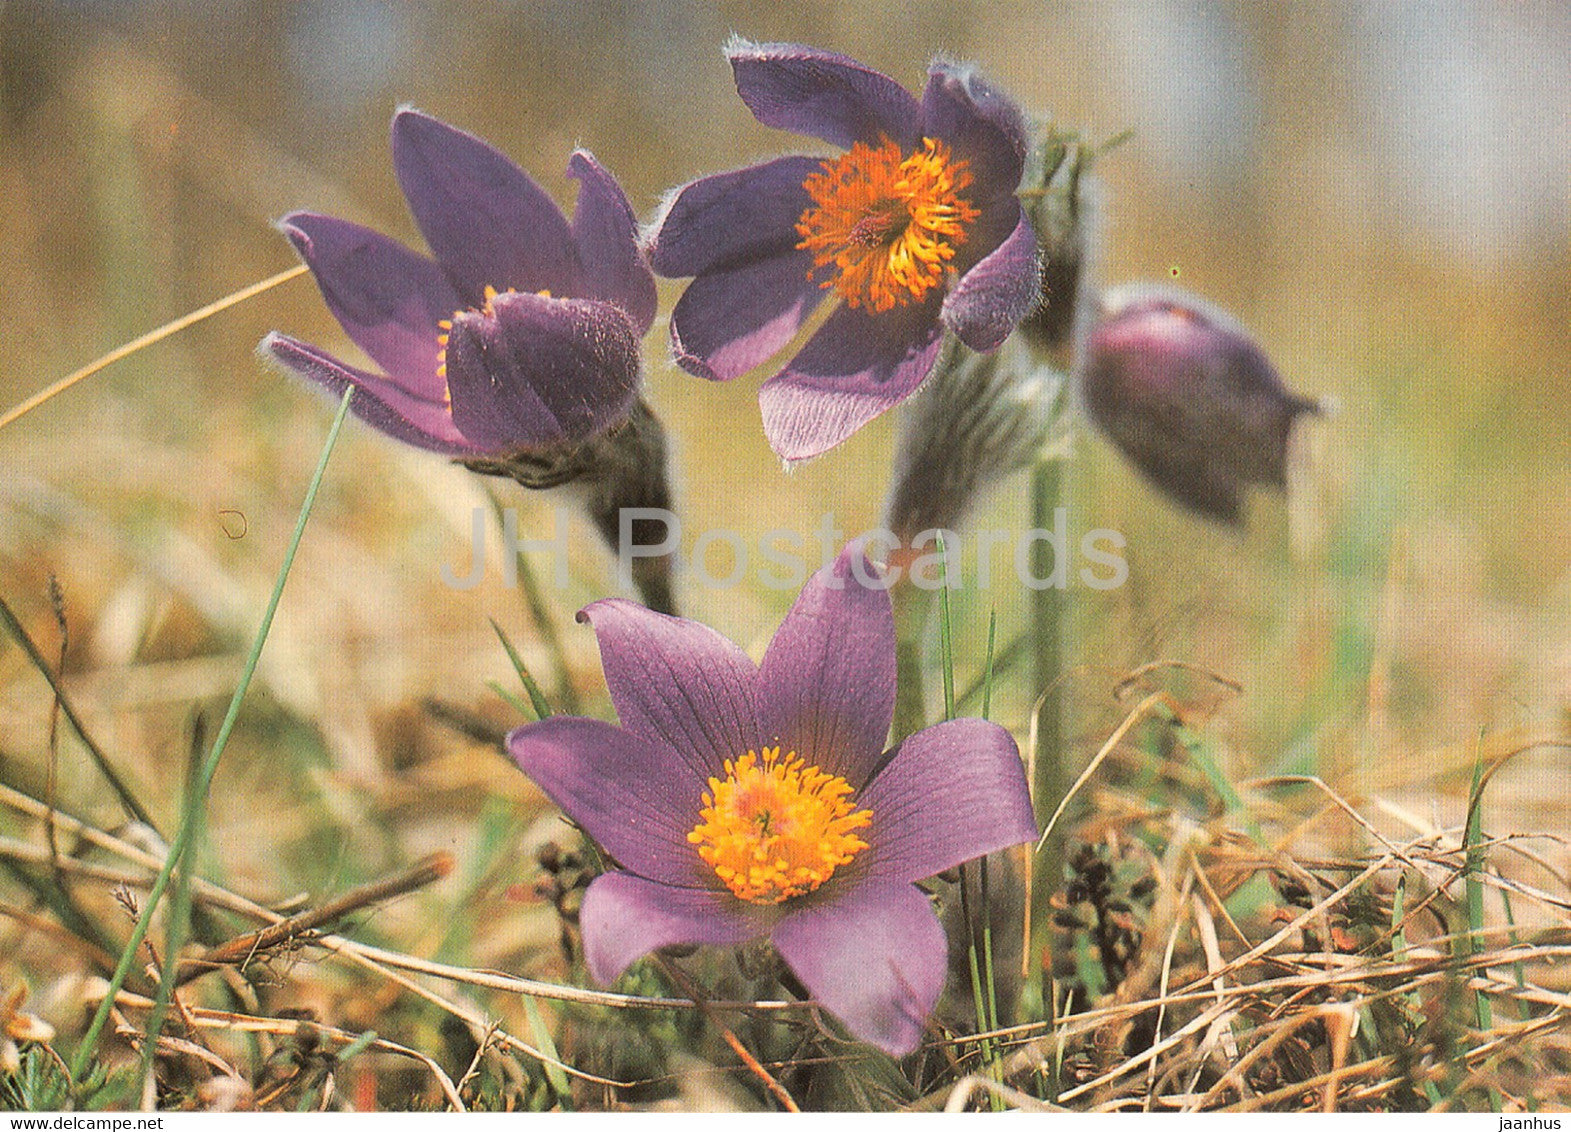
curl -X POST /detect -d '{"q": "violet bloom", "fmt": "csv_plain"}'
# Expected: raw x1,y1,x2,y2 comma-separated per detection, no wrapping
263,109,657,458
1081,285,1322,523
508,546,1036,1055
646,42,1042,462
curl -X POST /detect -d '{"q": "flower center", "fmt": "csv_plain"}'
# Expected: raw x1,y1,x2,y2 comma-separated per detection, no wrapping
687,747,871,905
795,136,980,313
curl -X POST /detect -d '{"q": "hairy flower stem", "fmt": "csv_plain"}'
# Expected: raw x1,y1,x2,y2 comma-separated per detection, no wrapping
891,586,929,744
465,400,679,616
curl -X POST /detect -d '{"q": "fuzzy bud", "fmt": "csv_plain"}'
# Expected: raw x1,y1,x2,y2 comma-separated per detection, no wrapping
1079,285,1321,523
884,337,1065,545
1016,127,1099,367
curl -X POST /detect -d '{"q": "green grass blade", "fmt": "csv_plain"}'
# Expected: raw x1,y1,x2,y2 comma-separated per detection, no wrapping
486,679,535,721
486,490,579,715
1463,740,1500,1112
489,618,554,720
1463,748,1490,1031
0,595,158,833
138,715,208,1097
70,387,354,1085
936,533,956,722
981,608,997,722
523,997,573,1111
1175,723,1249,819
956,632,1027,715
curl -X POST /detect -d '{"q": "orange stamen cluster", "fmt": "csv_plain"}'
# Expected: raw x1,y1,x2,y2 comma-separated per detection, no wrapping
688,747,872,905
795,136,980,313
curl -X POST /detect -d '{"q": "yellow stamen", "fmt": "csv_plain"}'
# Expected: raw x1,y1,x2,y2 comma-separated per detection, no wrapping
688,746,871,905
795,136,980,313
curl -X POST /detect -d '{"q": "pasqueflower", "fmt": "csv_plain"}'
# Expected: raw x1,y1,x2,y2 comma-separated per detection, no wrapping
508,545,1037,1054
646,42,1041,461
1080,284,1321,523
263,108,656,457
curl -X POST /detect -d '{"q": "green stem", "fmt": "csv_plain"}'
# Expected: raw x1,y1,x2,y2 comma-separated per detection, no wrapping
138,718,207,1097
958,865,997,1064
890,586,929,744
1030,457,1066,812
1028,457,1068,1009
70,388,354,1085
1463,744,1502,1112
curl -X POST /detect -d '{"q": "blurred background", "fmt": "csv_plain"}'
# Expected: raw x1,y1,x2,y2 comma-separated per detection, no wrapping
1,0,1568,1030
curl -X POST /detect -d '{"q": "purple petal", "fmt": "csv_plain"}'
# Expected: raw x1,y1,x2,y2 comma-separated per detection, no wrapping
261,332,477,455
758,301,945,460
391,109,581,306
941,212,1041,352
579,871,765,986
646,156,820,279
669,249,824,382
856,718,1036,883
577,599,762,781
757,544,895,789
772,881,944,1055
443,291,639,452
920,62,1029,219
280,213,459,399
567,150,658,334
727,40,921,151
507,716,712,888
1080,285,1319,522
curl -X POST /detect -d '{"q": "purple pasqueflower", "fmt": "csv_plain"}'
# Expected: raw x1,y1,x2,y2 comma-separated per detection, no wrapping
1080,284,1322,523
507,545,1037,1055
645,41,1042,462
263,108,657,457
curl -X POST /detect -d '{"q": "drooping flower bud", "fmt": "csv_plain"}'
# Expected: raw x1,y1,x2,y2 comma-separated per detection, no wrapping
1079,284,1322,523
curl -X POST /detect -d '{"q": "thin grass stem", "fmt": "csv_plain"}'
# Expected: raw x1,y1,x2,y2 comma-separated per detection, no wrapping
137,717,207,1100
0,596,157,834
69,386,353,1085
486,491,580,715
489,618,554,720
0,265,308,431
1028,457,1067,1012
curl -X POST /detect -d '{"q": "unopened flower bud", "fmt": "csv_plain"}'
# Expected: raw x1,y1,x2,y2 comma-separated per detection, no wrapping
884,337,1065,546
1080,284,1321,523
1016,127,1100,366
